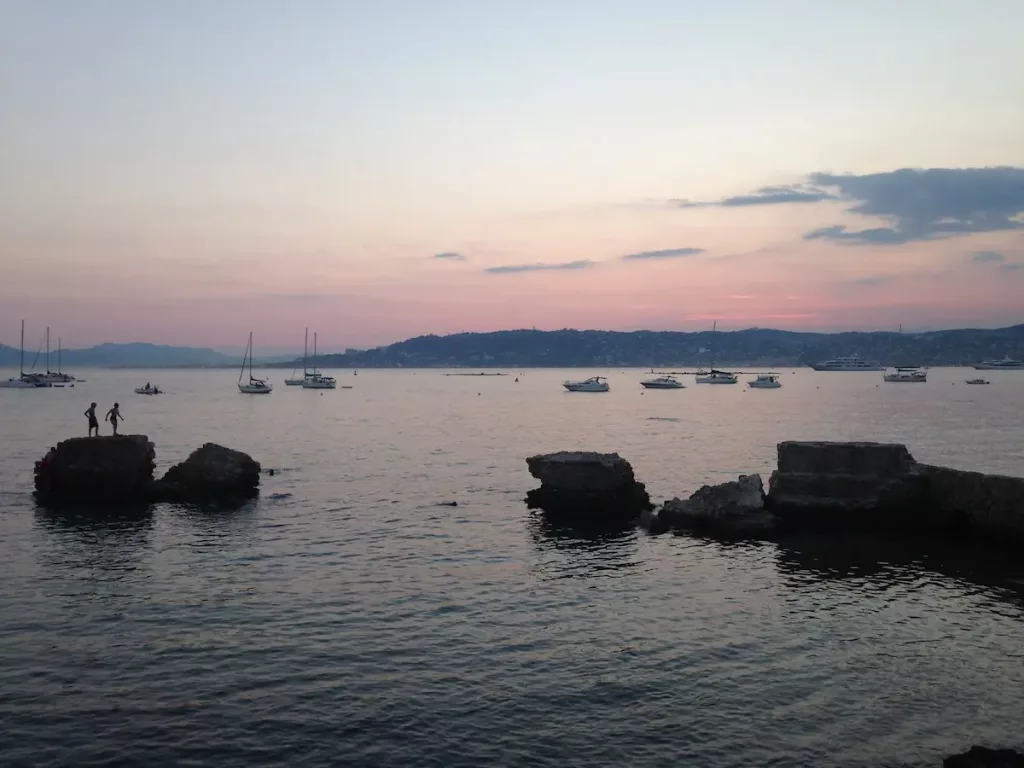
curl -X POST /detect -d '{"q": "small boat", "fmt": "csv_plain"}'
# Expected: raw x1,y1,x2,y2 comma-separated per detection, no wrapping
238,332,273,394
748,374,782,389
973,356,1024,371
641,375,685,389
695,368,738,384
563,376,609,392
301,332,336,389
134,384,162,395
965,378,990,385
883,367,927,383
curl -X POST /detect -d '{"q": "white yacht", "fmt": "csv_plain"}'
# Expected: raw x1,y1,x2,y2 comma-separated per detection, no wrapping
811,355,885,371
563,376,609,392
973,356,1024,370
237,332,273,394
748,374,781,389
695,368,738,384
134,384,163,395
641,375,685,389
883,367,927,383
301,332,336,389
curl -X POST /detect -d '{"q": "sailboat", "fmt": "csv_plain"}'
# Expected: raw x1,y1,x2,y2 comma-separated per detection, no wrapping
42,329,77,385
1,320,49,388
695,321,738,384
301,332,337,389
285,328,314,385
237,332,273,394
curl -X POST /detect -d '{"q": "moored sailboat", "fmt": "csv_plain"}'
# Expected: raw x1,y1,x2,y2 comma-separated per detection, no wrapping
238,332,273,394
301,332,337,389
1,321,50,388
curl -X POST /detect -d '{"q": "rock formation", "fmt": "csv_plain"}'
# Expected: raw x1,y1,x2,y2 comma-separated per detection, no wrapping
525,451,652,520
156,443,262,504
944,746,1024,767
766,441,930,531
34,435,157,505
34,435,260,508
661,474,778,538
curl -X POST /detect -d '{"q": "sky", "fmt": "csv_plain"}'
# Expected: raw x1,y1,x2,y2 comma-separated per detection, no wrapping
2,0,1024,353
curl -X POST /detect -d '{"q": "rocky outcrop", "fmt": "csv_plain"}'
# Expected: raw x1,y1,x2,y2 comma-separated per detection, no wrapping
944,746,1024,767
767,441,930,531
525,451,652,520
661,474,778,538
920,464,1024,543
34,436,260,507
156,443,261,504
34,435,156,505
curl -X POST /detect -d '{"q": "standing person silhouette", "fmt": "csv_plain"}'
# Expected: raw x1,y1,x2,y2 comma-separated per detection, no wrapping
106,403,123,435
84,402,99,437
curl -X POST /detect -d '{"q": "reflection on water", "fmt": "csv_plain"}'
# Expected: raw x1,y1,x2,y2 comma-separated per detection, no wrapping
33,504,154,574
527,513,640,579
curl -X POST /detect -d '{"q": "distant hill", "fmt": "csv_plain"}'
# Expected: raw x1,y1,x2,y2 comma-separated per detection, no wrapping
269,325,1024,369
0,342,236,368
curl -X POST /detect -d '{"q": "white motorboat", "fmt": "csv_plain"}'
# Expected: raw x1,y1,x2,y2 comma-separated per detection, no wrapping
748,374,781,389
641,375,685,389
883,367,927,383
301,332,336,389
973,356,1024,370
237,332,273,394
134,384,162,395
1,321,51,388
285,327,315,385
695,368,738,384
965,378,990,385
563,376,609,392
811,355,885,371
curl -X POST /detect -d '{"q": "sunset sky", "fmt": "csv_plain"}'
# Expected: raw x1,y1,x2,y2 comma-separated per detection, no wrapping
3,0,1024,352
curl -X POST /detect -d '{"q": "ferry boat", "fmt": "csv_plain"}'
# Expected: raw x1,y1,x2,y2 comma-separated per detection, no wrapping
972,356,1024,370
563,376,609,392
883,367,928,383
810,355,884,372
640,376,685,389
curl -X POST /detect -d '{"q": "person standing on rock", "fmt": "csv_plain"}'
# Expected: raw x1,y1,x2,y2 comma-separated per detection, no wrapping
84,402,99,437
105,403,124,435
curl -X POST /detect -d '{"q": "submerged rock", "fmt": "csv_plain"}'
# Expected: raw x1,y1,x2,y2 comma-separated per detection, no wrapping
525,451,652,520
157,443,261,504
34,435,156,505
944,746,1024,768
662,473,777,538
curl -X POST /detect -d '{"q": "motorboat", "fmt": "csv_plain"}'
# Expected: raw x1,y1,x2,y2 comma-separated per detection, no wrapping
883,367,927,383
748,374,781,389
1,321,51,388
641,376,685,389
237,332,273,394
965,378,990,385
695,368,738,384
563,376,609,392
973,356,1024,370
811,355,885,371
135,384,162,395
301,332,336,389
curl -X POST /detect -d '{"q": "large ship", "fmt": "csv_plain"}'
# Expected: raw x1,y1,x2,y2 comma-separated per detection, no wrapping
810,355,885,372
973,356,1024,370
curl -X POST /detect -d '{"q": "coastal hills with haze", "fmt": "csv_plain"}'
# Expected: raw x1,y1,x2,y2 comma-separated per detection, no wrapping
3,325,1022,369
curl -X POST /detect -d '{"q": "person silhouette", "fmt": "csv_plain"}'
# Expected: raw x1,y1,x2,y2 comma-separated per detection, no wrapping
106,403,124,435
84,402,99,436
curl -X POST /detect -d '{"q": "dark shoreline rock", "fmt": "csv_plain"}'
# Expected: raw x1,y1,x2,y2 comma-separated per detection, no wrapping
944,745,1024,767
34,435,260,508
525,451,652,521
661,474,778,538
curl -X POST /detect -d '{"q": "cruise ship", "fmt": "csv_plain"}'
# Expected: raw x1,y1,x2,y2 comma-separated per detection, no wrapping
810,355,885,372
973,356,1024,370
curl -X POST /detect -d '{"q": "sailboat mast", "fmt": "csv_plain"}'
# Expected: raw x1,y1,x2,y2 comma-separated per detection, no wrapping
46,327,50,373
238,334,248,383
58,338,62,374
19,320,24,376
313,332,318,373
249,331,254,380
303,327,308,375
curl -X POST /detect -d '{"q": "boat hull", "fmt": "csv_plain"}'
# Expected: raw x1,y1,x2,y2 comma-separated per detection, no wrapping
641,382,684,389
973,363,1024,370
238,383,272,394
748,382,781,389
284,379,304,386
563,384,609,392
810,365,885,372
0,379,39,389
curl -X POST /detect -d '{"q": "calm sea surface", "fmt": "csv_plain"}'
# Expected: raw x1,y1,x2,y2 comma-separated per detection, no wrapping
1,367,1023,767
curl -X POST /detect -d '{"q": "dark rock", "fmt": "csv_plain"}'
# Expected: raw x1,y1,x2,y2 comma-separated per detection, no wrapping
525,451,652,520
944,746,1024,768
638,507,669,535
767,441,930,531
662,474,777,538
919,464,1024,543
157,443,261,504
34,435,156,505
